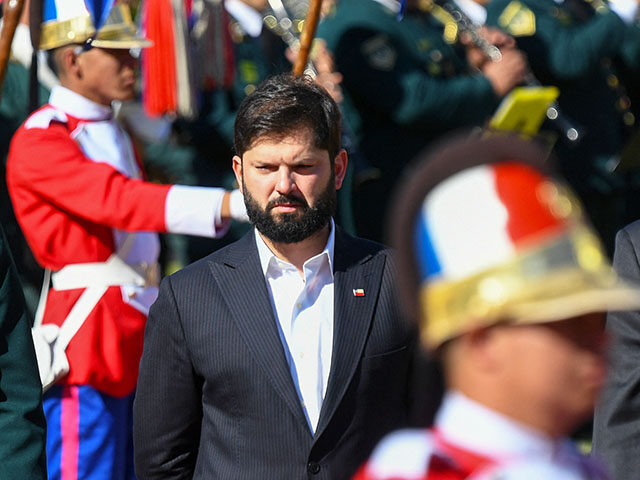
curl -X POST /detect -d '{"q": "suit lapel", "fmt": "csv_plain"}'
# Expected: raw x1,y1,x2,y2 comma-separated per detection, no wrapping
315,229,386,438
208,230,310,431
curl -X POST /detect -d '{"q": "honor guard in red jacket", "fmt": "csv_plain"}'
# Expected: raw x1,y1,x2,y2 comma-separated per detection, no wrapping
353,135,640,479
6,1,248,478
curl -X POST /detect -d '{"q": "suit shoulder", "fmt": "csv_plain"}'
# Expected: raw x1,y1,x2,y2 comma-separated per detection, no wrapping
167,235,251,284
613,221,640,262
620,219,640,240
343,232,393,258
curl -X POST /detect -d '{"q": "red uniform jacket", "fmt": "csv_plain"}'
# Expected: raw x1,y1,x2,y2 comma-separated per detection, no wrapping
8,88,179,397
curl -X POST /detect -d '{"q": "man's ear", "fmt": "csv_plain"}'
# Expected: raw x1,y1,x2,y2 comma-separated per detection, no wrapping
59,47,80,80
333,149,348,190
232,155,244,193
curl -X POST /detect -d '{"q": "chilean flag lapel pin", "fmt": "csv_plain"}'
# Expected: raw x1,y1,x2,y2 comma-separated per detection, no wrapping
353,289,365,297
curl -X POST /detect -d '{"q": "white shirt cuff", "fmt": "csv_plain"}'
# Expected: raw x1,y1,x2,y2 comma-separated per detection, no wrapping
165,185,231,238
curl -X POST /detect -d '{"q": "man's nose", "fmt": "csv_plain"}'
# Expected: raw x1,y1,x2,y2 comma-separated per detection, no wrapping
275,168,295,194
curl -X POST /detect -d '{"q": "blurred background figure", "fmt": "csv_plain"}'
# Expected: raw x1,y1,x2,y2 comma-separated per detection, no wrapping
354,134,640,479
6,1,247,478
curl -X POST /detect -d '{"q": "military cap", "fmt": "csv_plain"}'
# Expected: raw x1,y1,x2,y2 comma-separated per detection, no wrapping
40,0,151,51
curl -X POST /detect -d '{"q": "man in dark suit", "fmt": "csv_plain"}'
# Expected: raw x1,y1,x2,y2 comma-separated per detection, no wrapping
133,74,417,479
593,219,640,479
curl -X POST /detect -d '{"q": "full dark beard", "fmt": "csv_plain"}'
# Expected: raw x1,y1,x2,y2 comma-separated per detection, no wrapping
243,176,337,244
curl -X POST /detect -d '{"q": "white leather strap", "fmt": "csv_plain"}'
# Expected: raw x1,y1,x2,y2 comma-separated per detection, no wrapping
56,284,109,353
33,268,51,328
31,232,152,391
51,254,151,290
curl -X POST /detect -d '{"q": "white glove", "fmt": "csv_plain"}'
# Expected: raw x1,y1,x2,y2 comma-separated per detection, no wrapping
32,324,70,392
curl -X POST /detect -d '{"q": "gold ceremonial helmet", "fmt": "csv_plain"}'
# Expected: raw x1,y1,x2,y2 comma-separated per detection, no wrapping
40,2,152,51
389,134,640,350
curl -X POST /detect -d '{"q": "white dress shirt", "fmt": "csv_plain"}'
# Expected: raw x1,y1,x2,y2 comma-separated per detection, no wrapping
255,220,336,433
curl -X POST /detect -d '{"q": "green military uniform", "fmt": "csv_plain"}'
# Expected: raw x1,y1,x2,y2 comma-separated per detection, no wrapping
0,225,47,480
204,16,288,146
486,0,640,250
318,0,501,241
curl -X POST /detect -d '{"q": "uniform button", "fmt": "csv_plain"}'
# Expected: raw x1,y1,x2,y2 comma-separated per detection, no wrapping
619,96,631,110
296,302,302,309
307,462,321,474
624,112,635,126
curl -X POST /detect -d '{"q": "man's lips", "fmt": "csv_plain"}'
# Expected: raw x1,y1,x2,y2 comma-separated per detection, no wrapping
271,202,303,212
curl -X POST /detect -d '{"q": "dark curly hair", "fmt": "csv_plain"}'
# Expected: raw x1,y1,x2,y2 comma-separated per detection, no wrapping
234,74,342,162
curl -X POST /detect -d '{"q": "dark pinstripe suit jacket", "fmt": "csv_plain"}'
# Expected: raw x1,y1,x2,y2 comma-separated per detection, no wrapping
133,226,416,480
593,220,640,479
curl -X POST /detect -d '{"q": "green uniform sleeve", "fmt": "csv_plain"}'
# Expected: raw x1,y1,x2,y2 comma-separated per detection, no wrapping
0,226,47,480
487,0,627,79
322,26,499,129
543,11,626,78
620,23,640,70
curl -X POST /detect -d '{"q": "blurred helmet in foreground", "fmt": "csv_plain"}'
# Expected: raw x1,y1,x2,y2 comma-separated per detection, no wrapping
389,134,640,350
